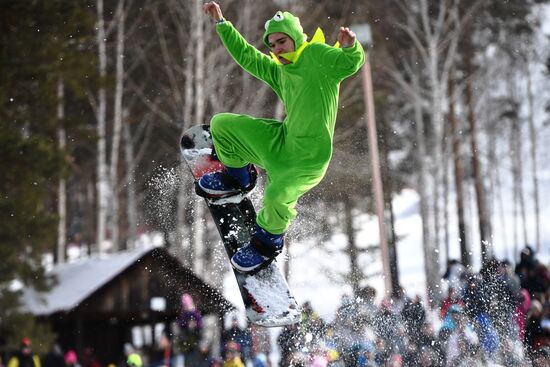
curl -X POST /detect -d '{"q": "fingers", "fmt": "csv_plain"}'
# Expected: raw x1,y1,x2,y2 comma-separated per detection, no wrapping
203,1,222,20
338,27,356,48
339,27,356,39
203,2,218,14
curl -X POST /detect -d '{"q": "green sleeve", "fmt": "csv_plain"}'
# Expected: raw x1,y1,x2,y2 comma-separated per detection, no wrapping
316,40,365,80
216,21,280,94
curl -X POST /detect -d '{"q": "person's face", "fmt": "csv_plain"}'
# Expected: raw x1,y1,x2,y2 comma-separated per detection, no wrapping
267,32,295,64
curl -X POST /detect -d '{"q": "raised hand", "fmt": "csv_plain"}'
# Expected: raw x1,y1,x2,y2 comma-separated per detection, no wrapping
338,27,356,48
203,1,223,22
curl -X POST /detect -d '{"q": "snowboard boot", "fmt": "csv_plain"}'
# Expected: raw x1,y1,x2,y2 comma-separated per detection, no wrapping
198,164,257,198
230,225,284,273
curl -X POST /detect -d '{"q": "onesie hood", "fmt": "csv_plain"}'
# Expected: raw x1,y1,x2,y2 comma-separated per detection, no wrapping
263,11,307,50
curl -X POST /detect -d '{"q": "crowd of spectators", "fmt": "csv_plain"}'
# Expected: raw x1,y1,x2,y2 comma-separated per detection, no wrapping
2,247,548,367
276,245,550,366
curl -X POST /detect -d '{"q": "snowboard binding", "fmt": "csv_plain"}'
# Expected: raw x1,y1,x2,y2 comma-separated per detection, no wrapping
195,165,258,205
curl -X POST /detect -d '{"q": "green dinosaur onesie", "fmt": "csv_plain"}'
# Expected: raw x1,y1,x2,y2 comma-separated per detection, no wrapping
211,12,364,234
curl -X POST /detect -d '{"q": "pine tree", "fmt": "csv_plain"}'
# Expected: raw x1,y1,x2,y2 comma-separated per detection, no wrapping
0,0,95,349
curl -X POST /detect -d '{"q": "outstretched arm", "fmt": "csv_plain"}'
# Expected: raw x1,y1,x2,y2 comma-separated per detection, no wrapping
316,26,364,80
203,1,280,93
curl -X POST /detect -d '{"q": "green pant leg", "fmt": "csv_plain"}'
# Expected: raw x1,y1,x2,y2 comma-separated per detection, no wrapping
210,112,284,168
256,170,325,235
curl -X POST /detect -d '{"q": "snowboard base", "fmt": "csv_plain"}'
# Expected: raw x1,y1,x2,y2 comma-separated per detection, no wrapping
180,125,301,327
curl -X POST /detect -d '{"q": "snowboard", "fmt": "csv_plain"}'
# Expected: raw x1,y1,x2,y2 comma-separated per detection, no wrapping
180,124,301,327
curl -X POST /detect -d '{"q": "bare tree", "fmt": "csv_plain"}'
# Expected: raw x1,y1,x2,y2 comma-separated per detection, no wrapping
57,79,66,263
448,72,470,266
109,0,127,251
94,0,109,254
524,47,541,252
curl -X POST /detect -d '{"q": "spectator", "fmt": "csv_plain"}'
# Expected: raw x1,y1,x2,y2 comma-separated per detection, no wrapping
356,286,378,328
531,346,550,367
439,287,464,320
462,273,500,360
482,258,522,335
301,301,326,346
223,341,244,367
333,295,365,366
373,299,401,351
442,259,467,296
251,353,269,367
373,338,389,366
7,338,41,367
442,305,479,366
514,246,537,289
250,324,272,360
42,345,65,367
188,341,214,367
277,323,303,367
177,293,203,365
401,295,426,340
525,300,549,352
356,344,376,367
221,316,252,363
514,288,532,341
151,330,173,367
514,245,550,296
81,348,101,367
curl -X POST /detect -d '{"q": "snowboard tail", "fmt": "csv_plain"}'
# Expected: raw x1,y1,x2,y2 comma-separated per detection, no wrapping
180,125,301,327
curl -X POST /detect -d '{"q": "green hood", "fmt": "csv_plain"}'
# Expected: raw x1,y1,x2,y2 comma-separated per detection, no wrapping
263,11,307,49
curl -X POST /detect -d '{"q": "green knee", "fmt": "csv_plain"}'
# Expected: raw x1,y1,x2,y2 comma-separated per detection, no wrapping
210,113,248,168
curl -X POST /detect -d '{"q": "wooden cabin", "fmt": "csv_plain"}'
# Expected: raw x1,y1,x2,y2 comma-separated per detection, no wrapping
23,246,233,364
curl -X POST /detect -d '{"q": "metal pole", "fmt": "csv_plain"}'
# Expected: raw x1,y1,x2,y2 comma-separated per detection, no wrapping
361,50,392,295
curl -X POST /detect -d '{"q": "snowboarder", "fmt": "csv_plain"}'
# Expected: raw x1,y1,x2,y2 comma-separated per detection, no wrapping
201,1,365,273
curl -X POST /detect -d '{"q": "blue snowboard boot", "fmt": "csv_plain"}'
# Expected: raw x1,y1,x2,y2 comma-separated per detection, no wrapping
231,225,284,273
198,164,257,198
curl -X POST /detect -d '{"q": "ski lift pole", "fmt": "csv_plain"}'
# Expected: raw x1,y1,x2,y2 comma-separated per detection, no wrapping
353,23,393,295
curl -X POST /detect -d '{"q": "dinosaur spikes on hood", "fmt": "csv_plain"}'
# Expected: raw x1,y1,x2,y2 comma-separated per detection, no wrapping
263,11,307,50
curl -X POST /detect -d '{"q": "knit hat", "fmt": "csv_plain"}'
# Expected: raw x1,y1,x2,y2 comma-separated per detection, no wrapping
181,293,195,309
263,11,307,49
65,350,78,365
